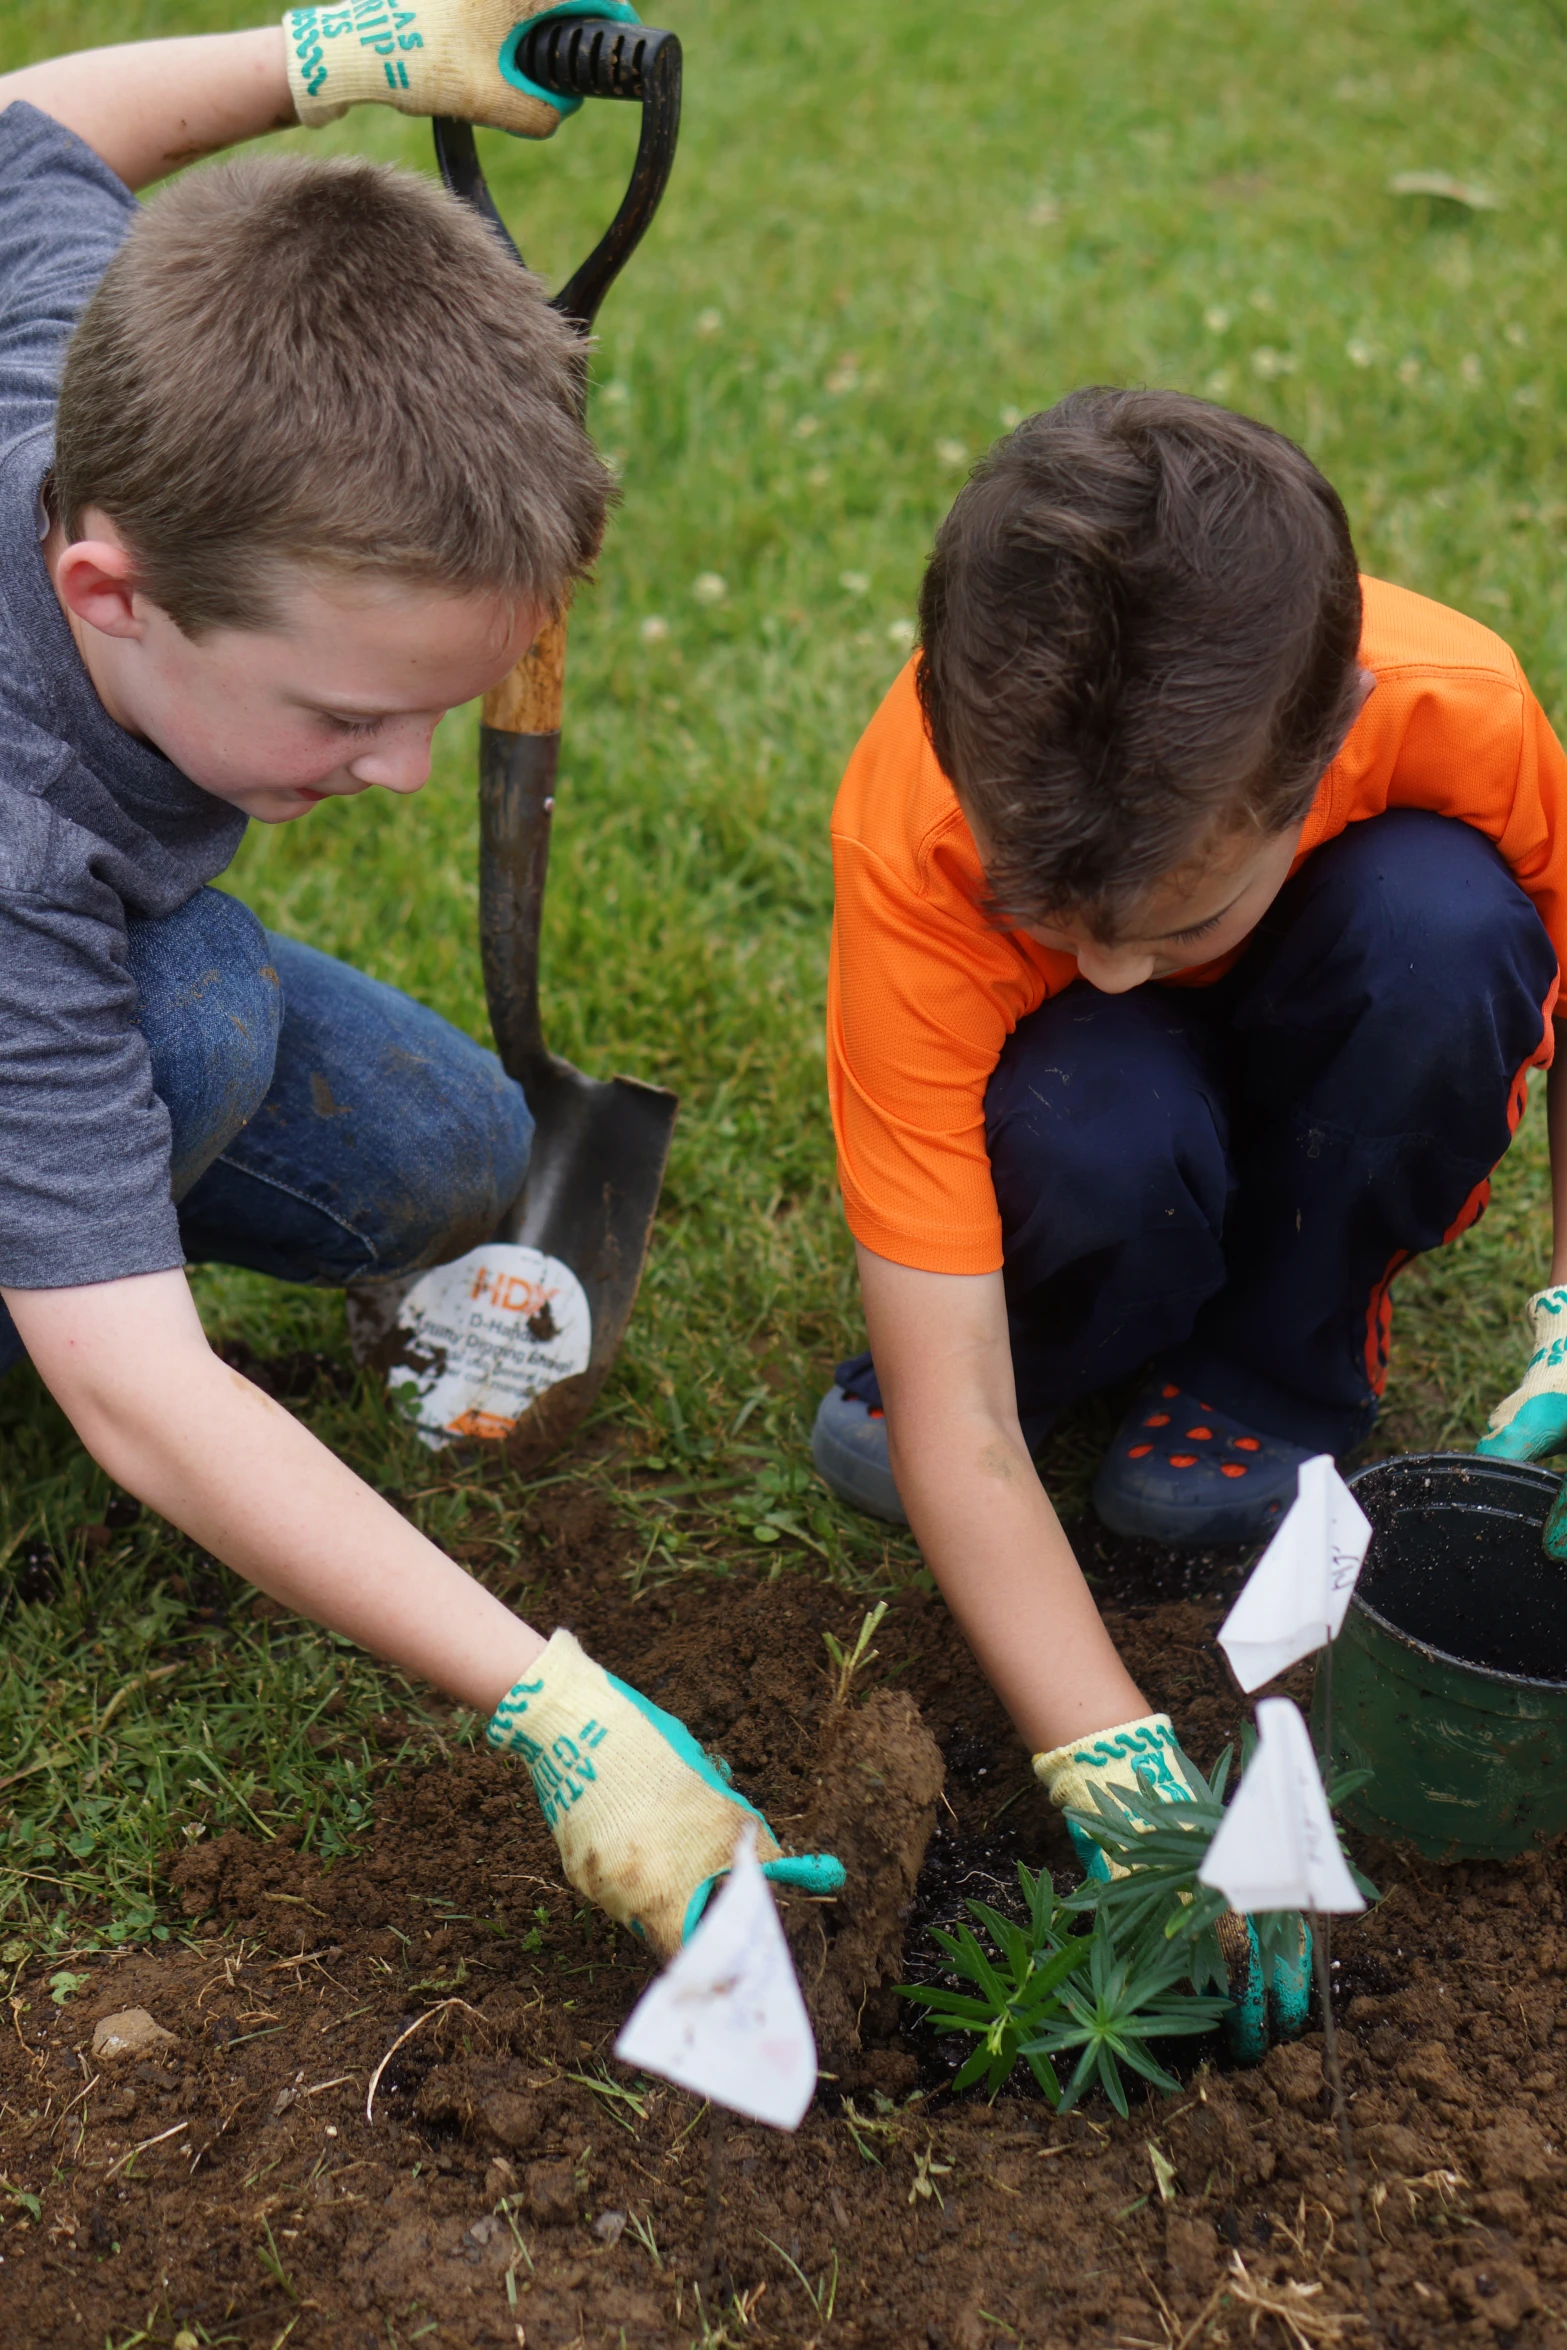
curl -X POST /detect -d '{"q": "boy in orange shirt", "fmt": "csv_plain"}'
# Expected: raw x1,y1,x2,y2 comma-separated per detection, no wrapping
814,390,1567,1972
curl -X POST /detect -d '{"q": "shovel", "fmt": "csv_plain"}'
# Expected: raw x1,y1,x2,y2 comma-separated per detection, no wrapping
353,19,683,1462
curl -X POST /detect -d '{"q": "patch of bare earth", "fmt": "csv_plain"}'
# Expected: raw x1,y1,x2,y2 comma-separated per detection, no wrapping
3,1514,1566,2346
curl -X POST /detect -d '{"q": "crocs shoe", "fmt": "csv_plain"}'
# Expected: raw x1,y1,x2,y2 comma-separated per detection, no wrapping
811,1384,909,1525
1092,1380,1316,1542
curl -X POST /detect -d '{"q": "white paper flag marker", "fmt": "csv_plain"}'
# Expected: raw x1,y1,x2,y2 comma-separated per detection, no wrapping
615,1826,817,2130
1216,1454,1372,1693
1199,1697,1364,1916
388,1242,592,1451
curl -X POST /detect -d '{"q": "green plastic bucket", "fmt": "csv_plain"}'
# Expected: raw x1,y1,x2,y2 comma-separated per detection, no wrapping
1311,1452,1567,1862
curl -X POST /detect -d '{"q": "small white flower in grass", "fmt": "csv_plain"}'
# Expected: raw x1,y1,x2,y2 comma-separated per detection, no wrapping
1515,384,1540,410
639,616,670,644
1345,337,1374,369
692,572,727,606
1027,195,1060,226
1460,353,1483,387
599,380,631,408
793,414,821,441
695,307,723,339
806,464,831,491
1397,355,1421,386
1505,321,1529,348
1250,347,1296,381
887,618,917,651
839,570,870,597
1204,305,1232,333
935,437,968,470
1248,287,1275,313
1204,368,1234,399
825,358,860,396
999,404,1023,428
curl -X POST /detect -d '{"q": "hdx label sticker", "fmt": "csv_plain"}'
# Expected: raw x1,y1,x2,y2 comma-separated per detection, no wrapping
390,1242,592,1448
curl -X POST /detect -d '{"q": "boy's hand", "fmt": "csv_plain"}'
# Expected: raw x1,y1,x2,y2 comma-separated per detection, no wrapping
1033,1712,1198,1878
488,1631,845,1958
1033,1711,1310,2064
1478,1286,1567,1461
285,0,637,141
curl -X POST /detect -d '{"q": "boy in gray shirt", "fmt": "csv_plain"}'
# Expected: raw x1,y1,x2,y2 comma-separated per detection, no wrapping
0,20,840,1955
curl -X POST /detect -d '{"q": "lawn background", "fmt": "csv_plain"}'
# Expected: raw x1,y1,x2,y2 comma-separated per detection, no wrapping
2,0,1565,1953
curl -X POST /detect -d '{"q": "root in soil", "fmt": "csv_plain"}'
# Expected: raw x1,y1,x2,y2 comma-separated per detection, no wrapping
3,1518,1567,2346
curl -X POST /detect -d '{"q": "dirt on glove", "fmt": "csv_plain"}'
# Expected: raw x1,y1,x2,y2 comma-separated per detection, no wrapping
2,1503,1566,2347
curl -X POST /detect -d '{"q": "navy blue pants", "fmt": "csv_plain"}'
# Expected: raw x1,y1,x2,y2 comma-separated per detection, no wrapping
842,812,1557,1455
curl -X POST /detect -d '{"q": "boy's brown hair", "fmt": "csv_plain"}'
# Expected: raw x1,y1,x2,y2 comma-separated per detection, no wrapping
54,152,611,636
916,387,1364,939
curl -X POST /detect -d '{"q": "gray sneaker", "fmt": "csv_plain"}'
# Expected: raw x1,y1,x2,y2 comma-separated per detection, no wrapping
811,1385,908,1524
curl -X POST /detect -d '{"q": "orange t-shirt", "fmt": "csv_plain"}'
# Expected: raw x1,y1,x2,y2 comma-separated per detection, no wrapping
827,575,1567,1277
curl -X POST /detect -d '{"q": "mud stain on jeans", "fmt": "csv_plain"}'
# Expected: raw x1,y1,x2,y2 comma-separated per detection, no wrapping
309,1071,352,1119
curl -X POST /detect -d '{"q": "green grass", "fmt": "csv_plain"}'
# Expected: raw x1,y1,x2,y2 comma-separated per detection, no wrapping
3,0,1567,1946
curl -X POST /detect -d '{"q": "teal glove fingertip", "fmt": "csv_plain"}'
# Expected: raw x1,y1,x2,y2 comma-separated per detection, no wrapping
1477,1392,1567,1461
497,0,641,121
681,1872,722,1943
762,1854,847,1895
1544,1481,1567,1563
1065,1817,1113,1881
1222,1919,1268,2066
1265,1921,1312,2040
677,1855,843,1944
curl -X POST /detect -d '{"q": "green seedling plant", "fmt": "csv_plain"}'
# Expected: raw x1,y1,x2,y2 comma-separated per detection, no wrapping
897,1862,1091,2099
823,1600,888,1710
1065,1739,1379,1996
1019,1909,1232,2119
759,2233,839,2322
902,1744,1379,2114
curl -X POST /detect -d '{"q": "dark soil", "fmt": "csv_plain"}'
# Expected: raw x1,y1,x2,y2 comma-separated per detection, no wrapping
3,1501,1566,2349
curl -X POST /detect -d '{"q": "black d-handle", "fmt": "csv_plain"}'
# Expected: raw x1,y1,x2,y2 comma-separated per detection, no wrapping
432,17,682,339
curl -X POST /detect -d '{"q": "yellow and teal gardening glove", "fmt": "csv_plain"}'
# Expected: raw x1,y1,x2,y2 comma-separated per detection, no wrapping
1033,1711,1310,2066
1479,1286,1567,1464
487,1631,845,1959
285,0,639,141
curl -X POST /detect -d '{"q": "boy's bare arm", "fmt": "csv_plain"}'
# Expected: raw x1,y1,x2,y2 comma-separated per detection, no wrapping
4,1268,546,1712
855,1243,1146,1755
1550,1019,1567,1284
0,31,294,192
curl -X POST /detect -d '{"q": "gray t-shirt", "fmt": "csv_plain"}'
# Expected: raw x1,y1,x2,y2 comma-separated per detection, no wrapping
0,102,247,1291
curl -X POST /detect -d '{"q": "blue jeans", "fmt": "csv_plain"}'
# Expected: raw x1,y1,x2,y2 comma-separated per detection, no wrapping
0,887,533,1375
840,811,1558,1455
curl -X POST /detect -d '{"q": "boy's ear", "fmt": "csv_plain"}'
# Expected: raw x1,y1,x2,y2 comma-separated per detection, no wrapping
53,535,146,641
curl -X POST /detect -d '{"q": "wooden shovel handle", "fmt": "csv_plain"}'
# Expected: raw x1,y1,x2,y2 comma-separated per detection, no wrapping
483,615,568,736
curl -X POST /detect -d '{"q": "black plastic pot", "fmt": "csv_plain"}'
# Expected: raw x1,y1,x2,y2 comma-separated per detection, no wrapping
1311,1453,1567,1860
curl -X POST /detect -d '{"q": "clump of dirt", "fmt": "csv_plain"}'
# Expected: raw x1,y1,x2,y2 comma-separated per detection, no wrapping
789,1688,946,2071
3,1523,1567,2348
